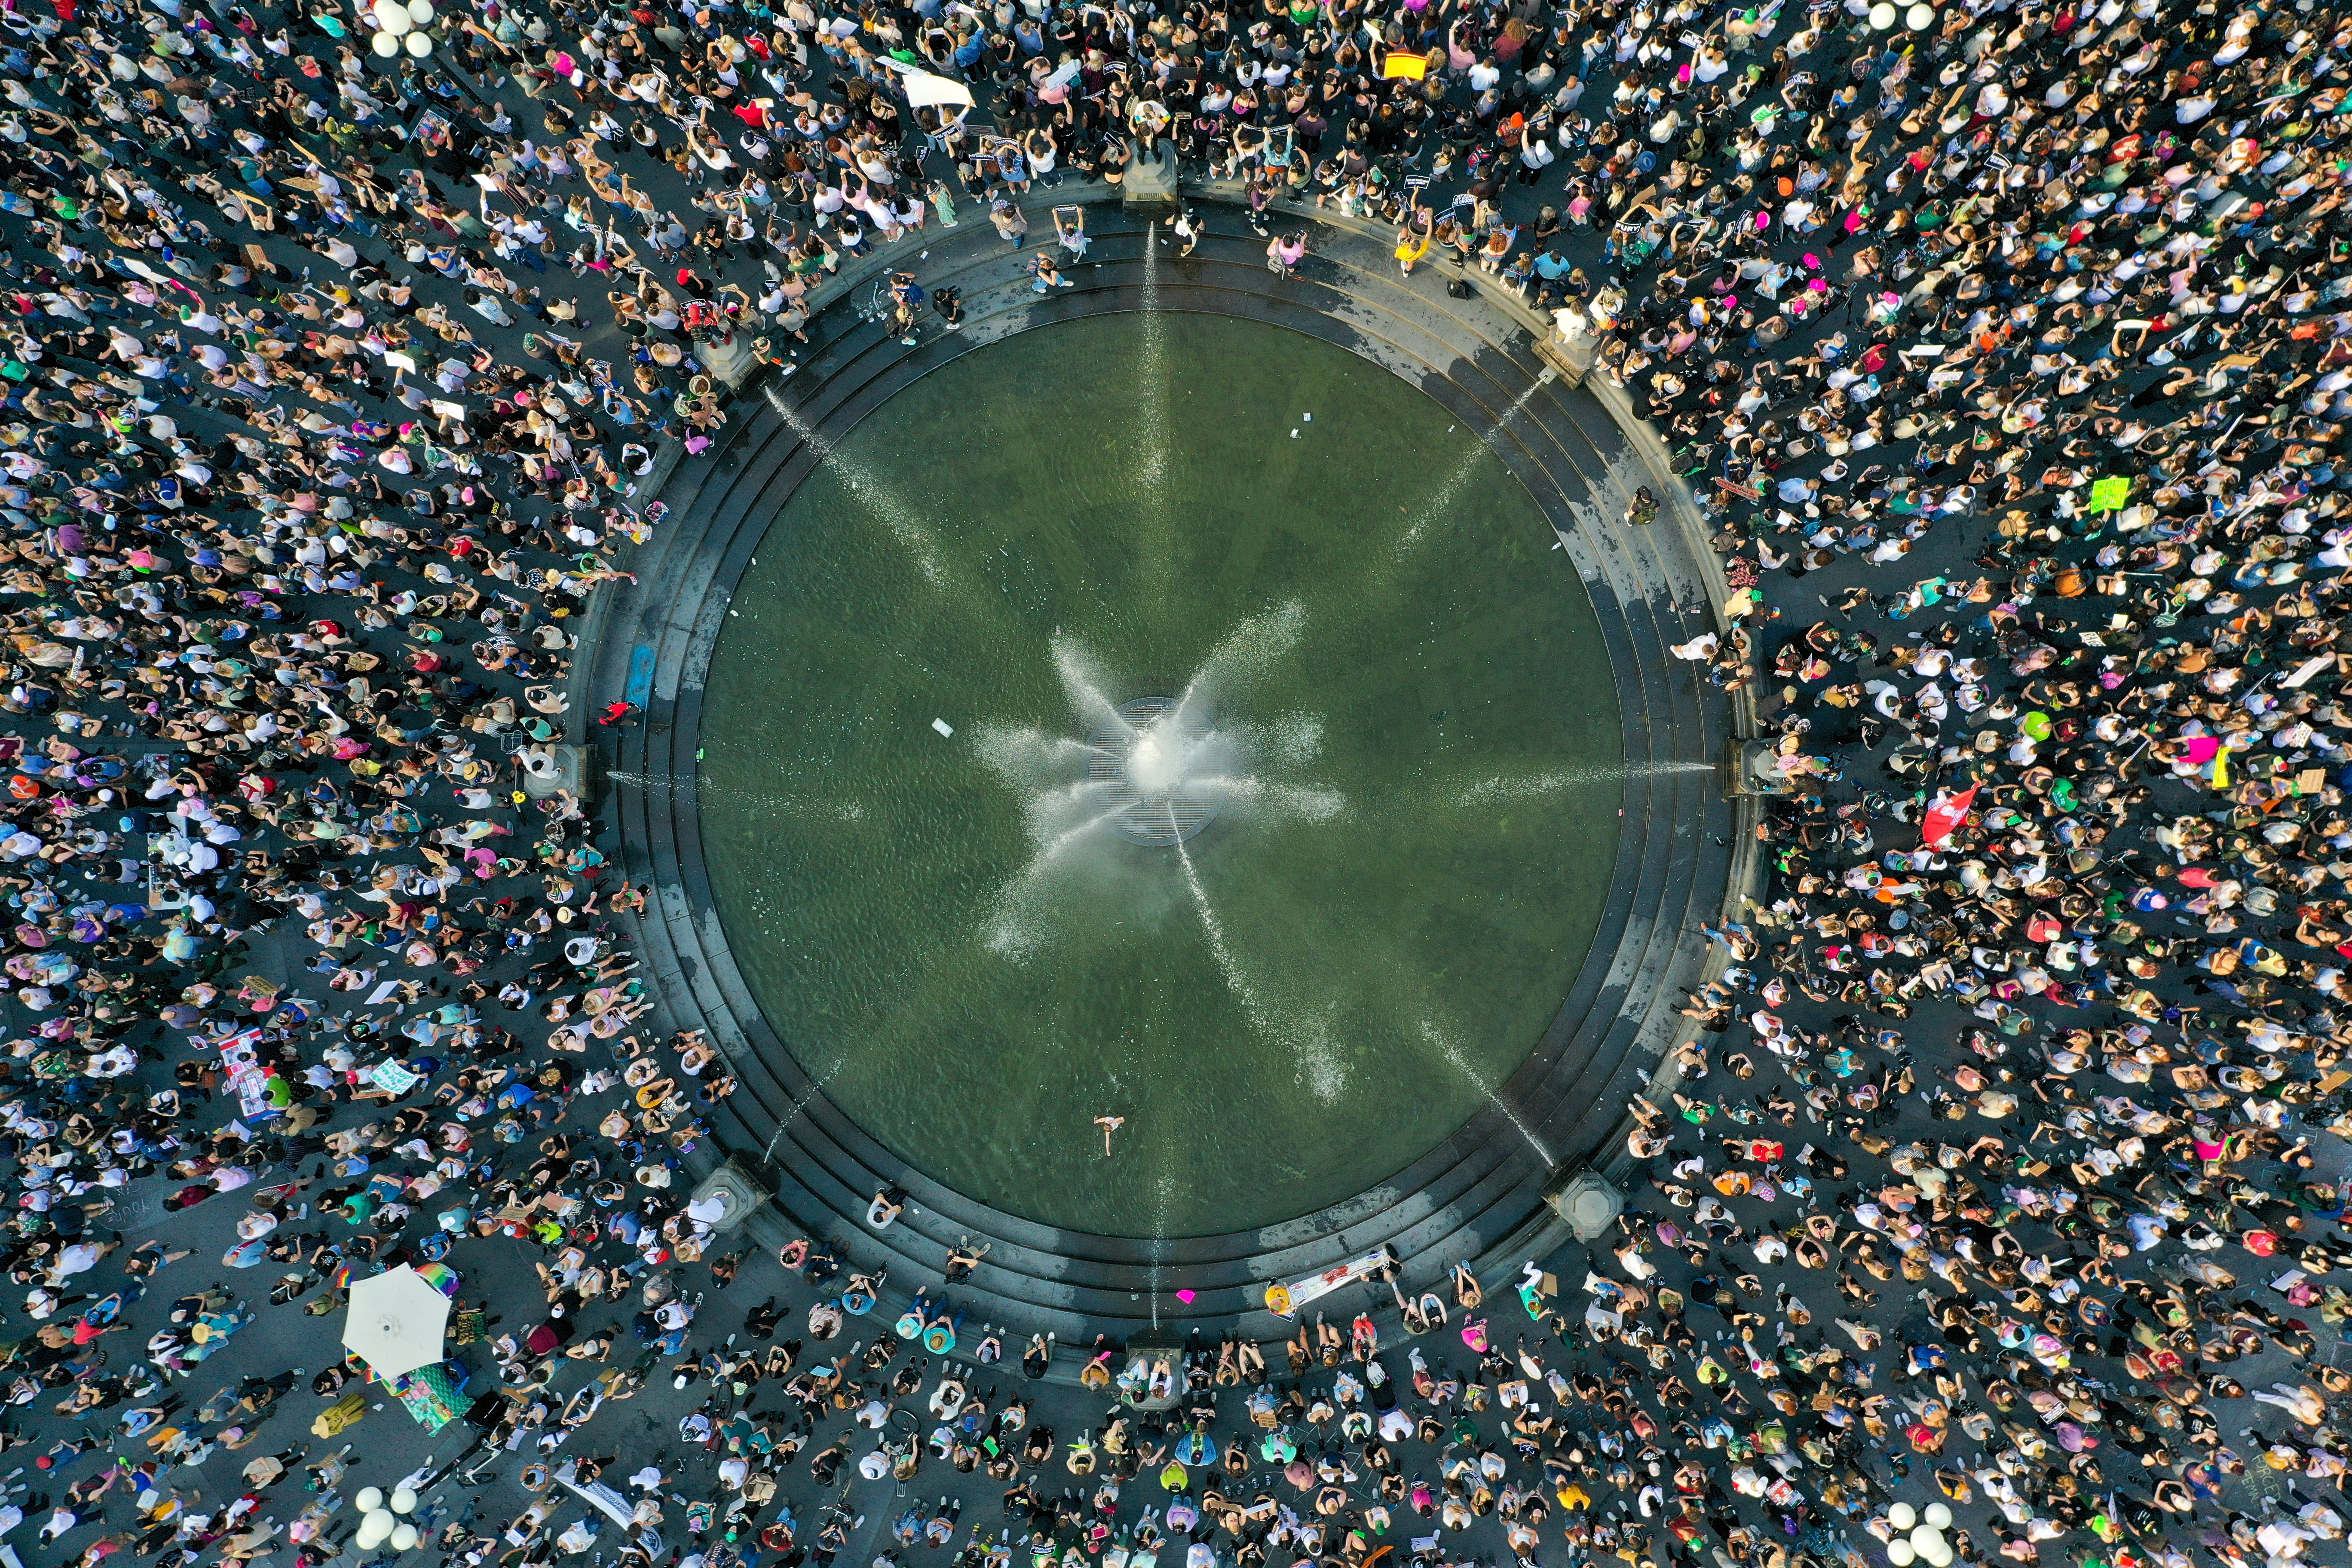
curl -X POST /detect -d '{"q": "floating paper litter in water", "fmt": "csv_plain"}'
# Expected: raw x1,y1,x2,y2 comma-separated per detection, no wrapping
932,719,955,738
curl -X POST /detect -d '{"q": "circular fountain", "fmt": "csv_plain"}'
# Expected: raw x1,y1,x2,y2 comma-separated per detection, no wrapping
595,203,1754,1333
1089,697,1222,847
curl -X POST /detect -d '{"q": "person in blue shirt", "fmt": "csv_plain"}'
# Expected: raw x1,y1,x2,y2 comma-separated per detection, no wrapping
1531,247,1571,305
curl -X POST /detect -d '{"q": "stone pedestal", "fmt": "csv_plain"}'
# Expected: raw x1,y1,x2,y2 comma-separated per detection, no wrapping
700,331,758,389
1545,1169,1624,1242
688,1158,769,1234
1115,1339,1186,1411
1123,145,1181,220
1535,331,1596,387
519,743,592,802
1722,736,1795,799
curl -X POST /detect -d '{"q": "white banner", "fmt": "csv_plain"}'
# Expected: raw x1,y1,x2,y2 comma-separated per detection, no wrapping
557,1476,637,1533
1263,1246,1394,1318
873,56,977,107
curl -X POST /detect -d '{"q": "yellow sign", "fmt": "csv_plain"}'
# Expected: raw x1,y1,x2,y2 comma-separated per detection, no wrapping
1382,52,1429,79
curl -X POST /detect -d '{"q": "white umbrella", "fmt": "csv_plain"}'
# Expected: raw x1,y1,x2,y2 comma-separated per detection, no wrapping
343,1266,452,1378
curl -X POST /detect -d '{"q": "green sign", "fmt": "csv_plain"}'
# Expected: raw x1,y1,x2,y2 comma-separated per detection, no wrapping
2089,475,2131,512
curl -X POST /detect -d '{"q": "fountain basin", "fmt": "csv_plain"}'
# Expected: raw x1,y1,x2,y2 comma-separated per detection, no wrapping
591,201,1751,1331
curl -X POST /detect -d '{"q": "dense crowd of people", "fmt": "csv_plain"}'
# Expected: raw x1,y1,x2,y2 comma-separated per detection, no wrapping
0,0,2344,1567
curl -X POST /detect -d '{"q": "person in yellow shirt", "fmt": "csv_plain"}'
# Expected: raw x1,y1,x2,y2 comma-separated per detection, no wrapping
1394,222,1434,276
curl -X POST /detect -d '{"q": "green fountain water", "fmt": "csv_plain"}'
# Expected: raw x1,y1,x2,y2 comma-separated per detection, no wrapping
698,314,1624,1237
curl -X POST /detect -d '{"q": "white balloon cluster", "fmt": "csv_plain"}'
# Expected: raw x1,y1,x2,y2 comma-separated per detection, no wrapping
352,1483,425,1552
1867,0,1936,25
368,0,438,58
1882,1504,1957,1567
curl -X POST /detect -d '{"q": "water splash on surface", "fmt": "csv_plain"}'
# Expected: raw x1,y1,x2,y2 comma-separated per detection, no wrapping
1026,800,1136,866
1167,807,1250,1000
975,727,1124,784
1186,776,1347,822
1153,1171,1176,1235
767,385,949,588
967,619,1349,1077
1246,713,1325,766
1390,368,1560,564
607,771,867,821
761,1054,856,1157
1454,759,1716,805
1132,224,1178,607
1170,805,1344,1105
1298,1029,1348,1103
1051,634,1140,738
1147,1170,1178,1328
1421,1021,1553,1164
1456,770,1586,804
606,769,682,791
1180,601,1307,713
981,793,1134,959
1136,222,1170,497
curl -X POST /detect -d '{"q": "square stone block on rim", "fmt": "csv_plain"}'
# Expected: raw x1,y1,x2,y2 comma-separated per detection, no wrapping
1545,1169,1623,1242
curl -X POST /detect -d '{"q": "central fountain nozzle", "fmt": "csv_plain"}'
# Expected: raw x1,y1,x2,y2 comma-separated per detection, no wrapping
1088,697,1222,847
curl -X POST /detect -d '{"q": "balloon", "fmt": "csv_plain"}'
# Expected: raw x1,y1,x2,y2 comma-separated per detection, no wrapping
390,1488,418,1515
1905,1,1934,23
1887,1505,1917,1532
370,29,400,53
404,29,432,54
371,0,409,31
390,1525,421,1553
1868,1,1897,24
406,0,436,21
1923,1505,1954,1531
1886,1544,1916,1566
356,1512,398,1550
355,1489,386,1514
1923,1548,1954,1568
1911,1527,1945,1555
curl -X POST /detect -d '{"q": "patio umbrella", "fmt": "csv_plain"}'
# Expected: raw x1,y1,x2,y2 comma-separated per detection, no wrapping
343,1265,453,1378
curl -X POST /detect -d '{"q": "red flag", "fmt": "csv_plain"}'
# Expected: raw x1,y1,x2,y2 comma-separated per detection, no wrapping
1921,784,1980,848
